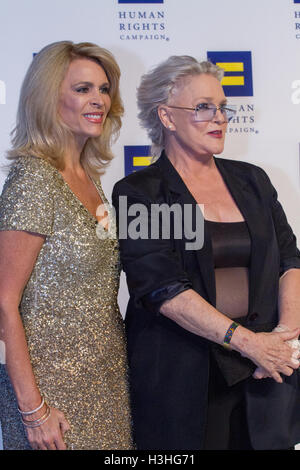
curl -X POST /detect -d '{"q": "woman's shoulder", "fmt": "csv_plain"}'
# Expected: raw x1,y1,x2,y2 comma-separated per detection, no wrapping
113,161,162,199
0,156,56,235
4,156,57,189
217,157,270,183
1,156,59,204
9,155,57,177
217,156,265,173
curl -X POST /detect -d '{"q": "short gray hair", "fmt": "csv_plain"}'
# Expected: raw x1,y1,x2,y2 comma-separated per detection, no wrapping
137,56,224,157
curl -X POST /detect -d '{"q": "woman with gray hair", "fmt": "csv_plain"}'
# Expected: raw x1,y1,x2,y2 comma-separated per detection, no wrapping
113,55,300,450
0,41,133,450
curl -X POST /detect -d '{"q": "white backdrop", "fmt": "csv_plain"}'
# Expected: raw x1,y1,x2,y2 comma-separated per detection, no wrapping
0,0,299,450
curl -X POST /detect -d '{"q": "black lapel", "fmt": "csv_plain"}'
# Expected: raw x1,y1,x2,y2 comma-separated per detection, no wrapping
214,157,263,314
156,152,216,305
156,153,268,312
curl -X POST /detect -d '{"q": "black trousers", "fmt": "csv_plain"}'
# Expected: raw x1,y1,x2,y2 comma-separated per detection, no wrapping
203,354,296,450
203,354,253,450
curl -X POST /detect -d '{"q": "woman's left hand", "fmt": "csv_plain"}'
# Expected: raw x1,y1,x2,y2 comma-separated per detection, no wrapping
253,325,300,379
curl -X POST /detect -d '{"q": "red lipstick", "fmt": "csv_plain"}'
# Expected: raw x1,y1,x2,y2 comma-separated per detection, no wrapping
207,130,223,138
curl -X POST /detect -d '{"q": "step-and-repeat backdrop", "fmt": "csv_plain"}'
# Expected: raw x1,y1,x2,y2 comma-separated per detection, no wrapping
0,0,299,450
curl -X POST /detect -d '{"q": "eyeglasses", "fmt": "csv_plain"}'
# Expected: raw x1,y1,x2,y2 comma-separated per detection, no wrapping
167,103,237,122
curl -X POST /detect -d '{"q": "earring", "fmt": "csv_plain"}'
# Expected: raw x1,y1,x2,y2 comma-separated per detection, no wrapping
168,125,173,130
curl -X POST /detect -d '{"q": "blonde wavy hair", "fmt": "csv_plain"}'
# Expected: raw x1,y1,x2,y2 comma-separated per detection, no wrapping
7,41,124,177
137,56,224,157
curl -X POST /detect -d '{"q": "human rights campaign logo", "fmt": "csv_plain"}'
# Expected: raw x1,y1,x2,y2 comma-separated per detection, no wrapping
118,1,164,3
124,145,152,176
207,51,253,97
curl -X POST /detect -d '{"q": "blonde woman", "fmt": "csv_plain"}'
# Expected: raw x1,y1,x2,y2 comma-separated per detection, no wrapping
0,41,133,450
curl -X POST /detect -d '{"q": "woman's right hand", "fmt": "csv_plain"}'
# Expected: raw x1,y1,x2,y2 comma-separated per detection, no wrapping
25,407,70,450
239,328,300,383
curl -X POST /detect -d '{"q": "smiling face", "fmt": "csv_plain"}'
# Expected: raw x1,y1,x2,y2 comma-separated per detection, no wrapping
58,57,111,148
160,73,228,159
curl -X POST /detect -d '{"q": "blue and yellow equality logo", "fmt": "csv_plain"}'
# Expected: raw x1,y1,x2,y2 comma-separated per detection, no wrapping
207,51,253,97
118,1,163,3
124,145,152,176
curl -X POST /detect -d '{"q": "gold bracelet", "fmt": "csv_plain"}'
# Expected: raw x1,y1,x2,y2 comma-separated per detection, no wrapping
18,396,45,416
22,412,51,428
21,405,50,428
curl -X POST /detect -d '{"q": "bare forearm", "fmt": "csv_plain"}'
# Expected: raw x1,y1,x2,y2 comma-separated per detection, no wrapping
160,289,255,354
0,305,41,410
160,288,300,383
278,269,300,333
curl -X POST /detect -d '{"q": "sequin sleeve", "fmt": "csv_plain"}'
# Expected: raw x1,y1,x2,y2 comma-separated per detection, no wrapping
0,156,54,236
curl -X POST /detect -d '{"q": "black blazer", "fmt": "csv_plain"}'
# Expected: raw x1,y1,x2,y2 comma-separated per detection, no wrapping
112,151,300,450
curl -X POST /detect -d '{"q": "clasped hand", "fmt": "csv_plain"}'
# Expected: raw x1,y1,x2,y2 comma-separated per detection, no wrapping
251,325,300,383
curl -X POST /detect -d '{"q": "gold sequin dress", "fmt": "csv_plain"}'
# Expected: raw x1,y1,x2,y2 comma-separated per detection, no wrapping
0,156,133,450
